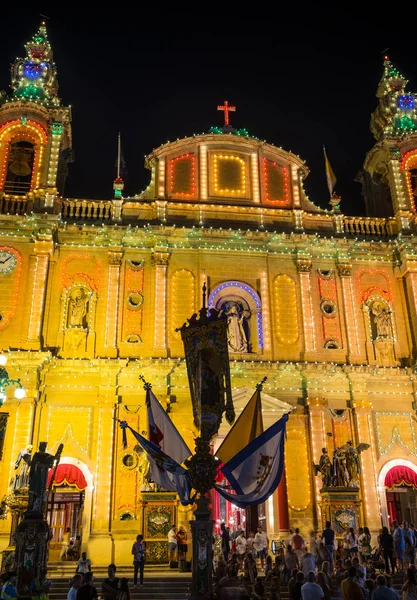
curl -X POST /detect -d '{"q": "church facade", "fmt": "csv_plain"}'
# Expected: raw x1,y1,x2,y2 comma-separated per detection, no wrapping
1,25,417,566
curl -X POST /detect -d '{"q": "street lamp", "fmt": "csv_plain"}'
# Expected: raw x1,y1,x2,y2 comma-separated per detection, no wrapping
0,354,26,407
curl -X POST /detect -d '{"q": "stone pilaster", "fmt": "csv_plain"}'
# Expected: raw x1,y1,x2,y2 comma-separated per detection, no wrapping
297,258,317,360
104,250,123,357
337,262,362,364
152,249,170,357
308,398,328,522
352,399,381,531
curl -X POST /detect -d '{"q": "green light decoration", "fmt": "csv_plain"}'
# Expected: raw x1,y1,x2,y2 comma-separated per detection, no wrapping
396,117,417,131
20,117,27,126
51,123,63,135
208,126,249,137
15,84,43,100
33,35,45,43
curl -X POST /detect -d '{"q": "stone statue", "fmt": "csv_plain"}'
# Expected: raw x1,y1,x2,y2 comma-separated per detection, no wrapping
27,442,63,514
313,447,333,488
13,445,33,491
222,301,250,353
371,303,392,338
68,288,89,328
334,449,349,487
343,441,370,488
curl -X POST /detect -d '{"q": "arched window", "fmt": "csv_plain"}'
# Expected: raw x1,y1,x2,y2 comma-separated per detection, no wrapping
208,281,262,353
4,140,35,195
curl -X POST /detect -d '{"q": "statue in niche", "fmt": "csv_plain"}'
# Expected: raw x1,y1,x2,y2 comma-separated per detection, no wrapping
221,300,251,353
371,302,392,338
68,287,89,328
13,445,33,491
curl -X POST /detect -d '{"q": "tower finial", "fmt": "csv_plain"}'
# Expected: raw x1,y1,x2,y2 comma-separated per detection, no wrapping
113,132,124,199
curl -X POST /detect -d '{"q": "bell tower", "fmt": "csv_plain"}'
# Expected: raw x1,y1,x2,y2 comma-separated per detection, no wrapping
0,22,72,210
362,57,417,228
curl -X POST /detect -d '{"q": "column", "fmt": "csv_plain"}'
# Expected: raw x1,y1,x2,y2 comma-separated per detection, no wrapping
353,399,381,532
308,398,328,525
89,395,116,563
22,241,53,348
153,249,169,356
389,158,412,231
337,262,362,364
104,250,123,356
297,258,317,360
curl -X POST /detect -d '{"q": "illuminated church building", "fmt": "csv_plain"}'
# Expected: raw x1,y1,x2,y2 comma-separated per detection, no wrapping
4,23,417,566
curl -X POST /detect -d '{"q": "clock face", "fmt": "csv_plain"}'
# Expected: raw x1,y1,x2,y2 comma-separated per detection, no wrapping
0,251,18,274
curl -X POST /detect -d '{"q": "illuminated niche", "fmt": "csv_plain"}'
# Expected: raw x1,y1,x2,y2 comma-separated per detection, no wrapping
210,153,248,198
263,158,289,205
169,153,196,198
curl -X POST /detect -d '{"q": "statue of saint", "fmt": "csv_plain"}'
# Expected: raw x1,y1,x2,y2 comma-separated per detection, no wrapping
371,303,392,338
343,441,370,487
313,447,333,488
13,445,33,491
333,448,349,487
68,288,89,328
27,442,63,514
222,301,250,353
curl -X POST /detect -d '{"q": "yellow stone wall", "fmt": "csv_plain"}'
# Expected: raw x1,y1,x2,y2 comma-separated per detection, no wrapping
0,219,417,564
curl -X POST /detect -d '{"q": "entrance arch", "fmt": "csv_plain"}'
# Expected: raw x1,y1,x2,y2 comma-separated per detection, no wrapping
378,459,417,526
47,457,94,558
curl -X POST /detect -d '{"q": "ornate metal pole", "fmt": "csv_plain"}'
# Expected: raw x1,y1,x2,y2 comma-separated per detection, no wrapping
178,287,234,599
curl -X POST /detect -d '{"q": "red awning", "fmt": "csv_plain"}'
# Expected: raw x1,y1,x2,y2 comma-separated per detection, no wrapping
47,464,87,491
385,465,417,490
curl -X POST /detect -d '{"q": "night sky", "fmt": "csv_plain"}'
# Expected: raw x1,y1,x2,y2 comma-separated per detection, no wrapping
0,10,414,216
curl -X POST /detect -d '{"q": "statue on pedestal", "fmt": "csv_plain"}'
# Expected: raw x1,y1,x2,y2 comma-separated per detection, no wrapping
27,442,63,514
313,442,370,489
13,445,33,492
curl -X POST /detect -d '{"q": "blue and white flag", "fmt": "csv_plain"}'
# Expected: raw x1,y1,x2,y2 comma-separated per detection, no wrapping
119,421,193,506
215,413,289,509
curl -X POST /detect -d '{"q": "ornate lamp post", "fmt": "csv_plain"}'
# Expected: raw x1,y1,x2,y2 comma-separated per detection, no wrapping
0,354,26,405
178,285,235,599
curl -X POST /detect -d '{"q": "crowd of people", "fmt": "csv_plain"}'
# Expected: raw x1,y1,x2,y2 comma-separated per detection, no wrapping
4,520,417,599
212,520,417,599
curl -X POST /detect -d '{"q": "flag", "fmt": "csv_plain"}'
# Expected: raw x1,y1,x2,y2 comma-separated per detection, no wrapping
214,413,289,509
145,386,191,465
323,146,337,197
119,421,193,505
216,387,263,464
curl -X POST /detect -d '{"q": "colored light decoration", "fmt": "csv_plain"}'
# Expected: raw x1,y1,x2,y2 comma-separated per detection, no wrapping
0,354,26,407
169,153,196,198
212,154,246,197
274,275,299,345
217,100,236,127
263,158,289,204
398,95,415,110
397,116,416,131
401,149,417,213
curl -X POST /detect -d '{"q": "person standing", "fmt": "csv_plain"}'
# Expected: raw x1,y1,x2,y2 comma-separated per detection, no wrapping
67,575,82,600
380,526,395,574
177,526,188,571
76,552,91,575
392,520,405,571
300,548,316,578
235,530,247,566
346,527,358,559
76,573,97,600
292,528,305,560
322,521,335,570
1,572,17,600
403,522,415,568
284,545,299,583
254,526,269,570
101,564,119,600
168,526,177,566
220,523,230,562
358,527,371,563
131,534,146,588
61,528,71,561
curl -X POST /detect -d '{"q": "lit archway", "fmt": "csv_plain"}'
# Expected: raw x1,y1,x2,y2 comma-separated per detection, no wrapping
378,459,417,526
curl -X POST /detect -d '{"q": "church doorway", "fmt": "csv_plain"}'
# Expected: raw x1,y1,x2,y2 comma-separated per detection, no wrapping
379,460,417,526
46,463,88,562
